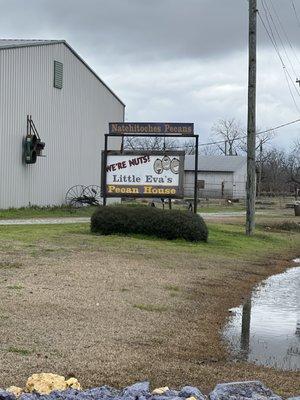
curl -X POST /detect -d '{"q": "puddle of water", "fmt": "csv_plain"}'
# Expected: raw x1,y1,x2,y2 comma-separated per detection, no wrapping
224,262,300,371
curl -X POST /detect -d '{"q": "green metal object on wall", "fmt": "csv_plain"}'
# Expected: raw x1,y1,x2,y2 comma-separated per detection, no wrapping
24,135,38,164
24,116,45,164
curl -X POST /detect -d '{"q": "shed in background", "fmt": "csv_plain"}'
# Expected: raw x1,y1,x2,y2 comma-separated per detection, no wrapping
184,155,247,200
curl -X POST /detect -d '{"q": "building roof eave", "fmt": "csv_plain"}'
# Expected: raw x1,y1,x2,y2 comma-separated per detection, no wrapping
0,39,125,108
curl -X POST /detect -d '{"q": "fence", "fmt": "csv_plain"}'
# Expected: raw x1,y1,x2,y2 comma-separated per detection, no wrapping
184,181,246,200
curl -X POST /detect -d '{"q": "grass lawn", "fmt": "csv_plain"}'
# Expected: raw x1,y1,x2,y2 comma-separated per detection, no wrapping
0,204,245,220
0,200,295,220
0,205,98,220
0,215,299,395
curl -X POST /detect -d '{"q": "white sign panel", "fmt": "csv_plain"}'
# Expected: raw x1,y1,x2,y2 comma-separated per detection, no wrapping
105,153,184,198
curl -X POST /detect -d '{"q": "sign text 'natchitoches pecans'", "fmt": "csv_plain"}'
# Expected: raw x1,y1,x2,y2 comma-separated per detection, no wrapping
109,122,194,135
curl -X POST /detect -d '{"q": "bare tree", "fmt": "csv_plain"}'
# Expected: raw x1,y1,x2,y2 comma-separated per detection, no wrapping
253,131,275,195
238,130,274,154
124,136,178,151
210,118,244,155
123,136,196,154
182,139,196,155
287,139,300,186
259,142,300,196
200,144,219,156
209,118,274,158
261,148,287,193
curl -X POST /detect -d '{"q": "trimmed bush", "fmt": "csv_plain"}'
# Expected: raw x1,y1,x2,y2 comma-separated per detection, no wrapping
91,206,208,242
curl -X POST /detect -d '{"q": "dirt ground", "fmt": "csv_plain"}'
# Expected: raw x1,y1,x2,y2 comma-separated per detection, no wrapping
0,215,300,396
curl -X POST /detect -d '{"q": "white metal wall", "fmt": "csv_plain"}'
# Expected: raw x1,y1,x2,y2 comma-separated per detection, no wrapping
184,171,247,199
0,43,124,208
233,163,247,199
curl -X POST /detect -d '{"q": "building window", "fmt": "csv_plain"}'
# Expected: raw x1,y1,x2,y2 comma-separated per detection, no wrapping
54,61,63,89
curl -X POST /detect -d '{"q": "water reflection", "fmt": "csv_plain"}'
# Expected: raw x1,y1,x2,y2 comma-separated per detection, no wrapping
224,265,300,371
240,298,251,360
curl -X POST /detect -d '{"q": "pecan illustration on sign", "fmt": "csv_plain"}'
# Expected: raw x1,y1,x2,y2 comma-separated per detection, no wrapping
170,158,180,174
162,155,171,170
153,158,163,174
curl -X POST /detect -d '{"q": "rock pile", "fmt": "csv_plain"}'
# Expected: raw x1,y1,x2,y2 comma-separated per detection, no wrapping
1,374,81,398
0,374,297,400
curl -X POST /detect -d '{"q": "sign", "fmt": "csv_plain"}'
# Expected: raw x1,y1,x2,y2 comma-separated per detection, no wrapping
109,122,194,135
103,151,185,198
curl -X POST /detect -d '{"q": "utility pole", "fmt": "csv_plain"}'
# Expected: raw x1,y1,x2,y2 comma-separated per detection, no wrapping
246,0,257,236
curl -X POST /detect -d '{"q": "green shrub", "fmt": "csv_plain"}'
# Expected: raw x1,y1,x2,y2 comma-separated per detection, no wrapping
91,206,208,242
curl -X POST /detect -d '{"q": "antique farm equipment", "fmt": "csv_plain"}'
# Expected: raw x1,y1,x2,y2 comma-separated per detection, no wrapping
24,115,45,164
65,185,102,207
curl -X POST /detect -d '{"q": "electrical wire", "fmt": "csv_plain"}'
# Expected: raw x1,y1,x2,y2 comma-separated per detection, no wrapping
282,66,300,113
178,0,300,151
258,9,300,112
243,1,300,119
291,0,300,28
198,118,300,147
261,0,299,78
125,118,300,150
269,0,300,71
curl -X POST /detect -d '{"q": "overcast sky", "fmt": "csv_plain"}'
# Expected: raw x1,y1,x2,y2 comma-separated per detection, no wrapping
1,0,300,150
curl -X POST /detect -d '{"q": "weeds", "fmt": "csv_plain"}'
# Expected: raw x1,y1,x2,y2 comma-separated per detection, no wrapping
0,262,22,270
164,284,180,292
7,284,23,290
8,347,32,356
133,303,168,312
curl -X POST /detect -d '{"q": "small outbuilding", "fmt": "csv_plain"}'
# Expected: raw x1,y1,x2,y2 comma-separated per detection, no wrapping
184,155,247,200
0,39,125,209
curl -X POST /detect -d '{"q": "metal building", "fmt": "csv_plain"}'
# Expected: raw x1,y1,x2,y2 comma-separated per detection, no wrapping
0,39,125,208
184,155,247,200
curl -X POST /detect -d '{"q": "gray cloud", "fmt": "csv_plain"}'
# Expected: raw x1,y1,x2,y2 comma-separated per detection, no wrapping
0,0,299,62
0,0,300,148
0,0,254,61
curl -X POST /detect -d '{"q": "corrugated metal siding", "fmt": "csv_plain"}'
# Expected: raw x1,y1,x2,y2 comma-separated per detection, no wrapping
185,155,247,172
184,171,246,199
0,43,124,208
232,163,247,199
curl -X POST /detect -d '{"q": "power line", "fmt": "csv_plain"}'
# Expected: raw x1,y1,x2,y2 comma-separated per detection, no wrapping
261,0,299,78
243,0,300,117
282,66,300,113
258,0,300,109
125,118,300,149
261,0,280,55
241,3,300,126
256,117,300,134
270,0,300,71
260,1,299,80
291,0,300,28
258,9,300,112
197,118,300,148
245,0,300,108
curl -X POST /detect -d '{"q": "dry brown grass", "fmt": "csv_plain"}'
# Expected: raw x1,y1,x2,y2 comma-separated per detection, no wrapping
0,214,299,396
